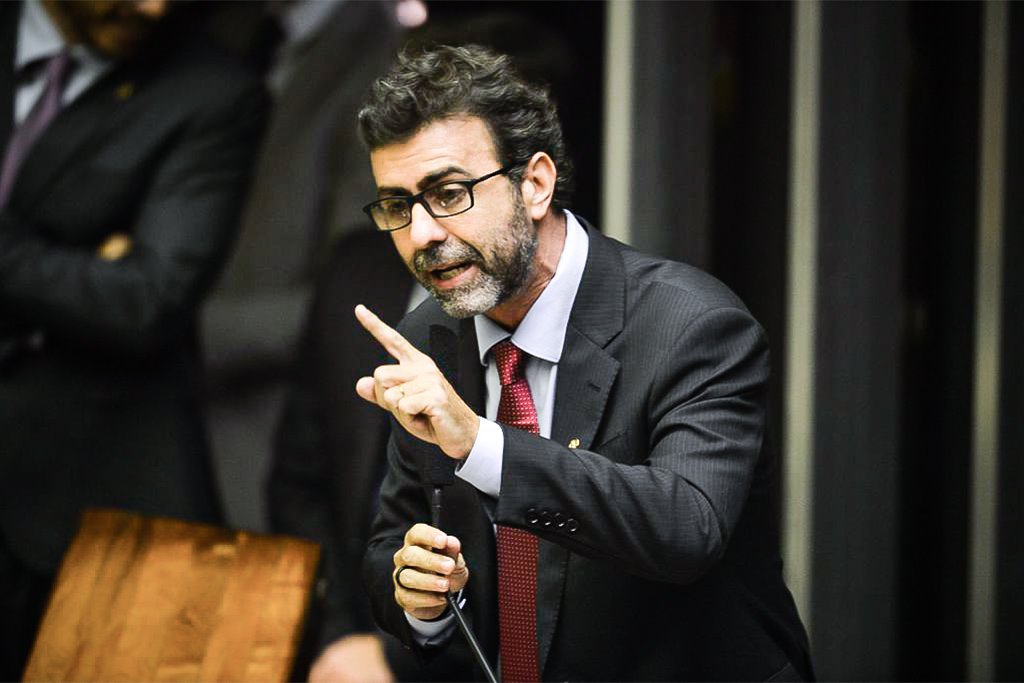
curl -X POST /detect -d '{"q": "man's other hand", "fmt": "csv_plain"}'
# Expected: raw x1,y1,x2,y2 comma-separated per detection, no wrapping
96,233,133,261
308,633,394,683
355,304,479,459
392,523,469,621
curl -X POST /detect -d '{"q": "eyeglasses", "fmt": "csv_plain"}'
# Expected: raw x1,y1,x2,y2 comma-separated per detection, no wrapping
363,164,517,232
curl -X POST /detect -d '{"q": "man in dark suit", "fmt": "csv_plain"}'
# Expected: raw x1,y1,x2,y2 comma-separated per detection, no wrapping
0,1,266,677
355,45,814,681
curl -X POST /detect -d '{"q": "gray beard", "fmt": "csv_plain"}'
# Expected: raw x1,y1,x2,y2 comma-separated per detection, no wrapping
414,196,537,319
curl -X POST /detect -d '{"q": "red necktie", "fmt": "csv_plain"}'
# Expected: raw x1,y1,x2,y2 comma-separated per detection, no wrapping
493,340,541,682
0,51,75,207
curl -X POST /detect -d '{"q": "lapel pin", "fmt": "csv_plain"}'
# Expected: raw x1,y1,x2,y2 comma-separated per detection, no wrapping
116,82,135,100
568,438,580,449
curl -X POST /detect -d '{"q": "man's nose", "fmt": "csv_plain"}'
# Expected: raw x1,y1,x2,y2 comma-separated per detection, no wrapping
407,202,448,248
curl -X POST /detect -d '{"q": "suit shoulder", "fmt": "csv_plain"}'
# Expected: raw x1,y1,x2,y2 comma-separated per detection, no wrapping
590,235,770,366
610,238,752,318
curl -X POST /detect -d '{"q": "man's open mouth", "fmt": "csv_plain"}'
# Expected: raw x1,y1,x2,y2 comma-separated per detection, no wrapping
431,262,473,281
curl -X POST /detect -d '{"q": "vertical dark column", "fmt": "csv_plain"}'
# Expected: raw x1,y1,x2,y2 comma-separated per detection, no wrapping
710,1,792,513
897,4,981,680
630,1,712,267
996,5,1024,681
811,3,909,679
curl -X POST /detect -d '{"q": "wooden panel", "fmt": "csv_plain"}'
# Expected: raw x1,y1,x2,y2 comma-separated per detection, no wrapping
23,509,320,683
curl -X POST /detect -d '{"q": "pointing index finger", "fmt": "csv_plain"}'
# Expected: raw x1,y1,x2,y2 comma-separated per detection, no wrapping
355,304,421,363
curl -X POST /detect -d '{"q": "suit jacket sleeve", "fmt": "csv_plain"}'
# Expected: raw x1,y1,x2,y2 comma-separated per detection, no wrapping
495,305,770,585
0,77,267,357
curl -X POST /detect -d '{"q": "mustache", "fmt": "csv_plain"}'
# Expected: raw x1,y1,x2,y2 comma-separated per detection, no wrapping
413,239,484,273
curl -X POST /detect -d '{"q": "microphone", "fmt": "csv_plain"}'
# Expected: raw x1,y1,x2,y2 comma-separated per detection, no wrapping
423,326,459,526
420,326,499,683
429,324,460,396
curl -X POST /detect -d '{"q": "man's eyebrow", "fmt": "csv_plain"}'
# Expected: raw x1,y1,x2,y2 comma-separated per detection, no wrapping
417,166,469,190
375,166,471,198
376,185,412,198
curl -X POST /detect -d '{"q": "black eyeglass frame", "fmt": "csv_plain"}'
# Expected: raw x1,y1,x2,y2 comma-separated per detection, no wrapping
362,163,521,232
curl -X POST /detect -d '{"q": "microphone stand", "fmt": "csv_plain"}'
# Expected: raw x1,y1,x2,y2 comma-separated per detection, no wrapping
423,327,498,682
431,486,499,683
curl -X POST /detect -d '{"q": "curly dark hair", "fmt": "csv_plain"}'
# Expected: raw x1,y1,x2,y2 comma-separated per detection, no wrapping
358,44,574,209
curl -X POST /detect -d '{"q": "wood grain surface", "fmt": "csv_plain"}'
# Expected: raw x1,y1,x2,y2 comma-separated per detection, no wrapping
23,509,320,682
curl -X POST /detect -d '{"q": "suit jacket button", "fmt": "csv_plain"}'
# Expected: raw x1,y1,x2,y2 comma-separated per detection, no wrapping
566,518,579,533
539,510,552,526
553,512,565,528
526,508,539,525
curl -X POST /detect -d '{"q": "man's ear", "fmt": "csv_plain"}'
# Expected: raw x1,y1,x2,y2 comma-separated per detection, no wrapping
520,152,557,221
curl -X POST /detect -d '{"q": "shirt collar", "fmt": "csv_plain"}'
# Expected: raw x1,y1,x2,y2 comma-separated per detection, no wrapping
475,210,590,365
17,0,111,76
17,0,65,72
276,0,346,47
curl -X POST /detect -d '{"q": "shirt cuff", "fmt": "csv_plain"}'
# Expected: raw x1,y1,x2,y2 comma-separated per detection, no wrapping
456,417,503,497
405,592,465,646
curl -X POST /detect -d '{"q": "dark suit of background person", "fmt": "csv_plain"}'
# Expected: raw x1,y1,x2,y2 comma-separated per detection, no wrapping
0,1,267,677
365,220,814,681
269,229,475,681
202,0,405,531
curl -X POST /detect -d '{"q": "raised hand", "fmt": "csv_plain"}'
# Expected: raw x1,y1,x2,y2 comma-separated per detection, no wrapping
354,305,479,459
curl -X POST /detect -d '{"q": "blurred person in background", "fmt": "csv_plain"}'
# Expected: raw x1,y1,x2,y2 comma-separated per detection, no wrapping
202,0,407,533
0,0,267,677
270,229,481,683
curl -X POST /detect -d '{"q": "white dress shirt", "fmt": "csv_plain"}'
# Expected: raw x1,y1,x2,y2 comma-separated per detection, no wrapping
15,0,111,125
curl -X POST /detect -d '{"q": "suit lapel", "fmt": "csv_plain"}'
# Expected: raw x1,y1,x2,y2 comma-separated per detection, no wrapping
550,222,627,449
456,317,486,414
14,61,143,210
538,223,626,675
549,326,620,449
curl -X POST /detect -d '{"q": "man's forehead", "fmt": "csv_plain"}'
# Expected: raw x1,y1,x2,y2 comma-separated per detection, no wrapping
370,116,500,190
